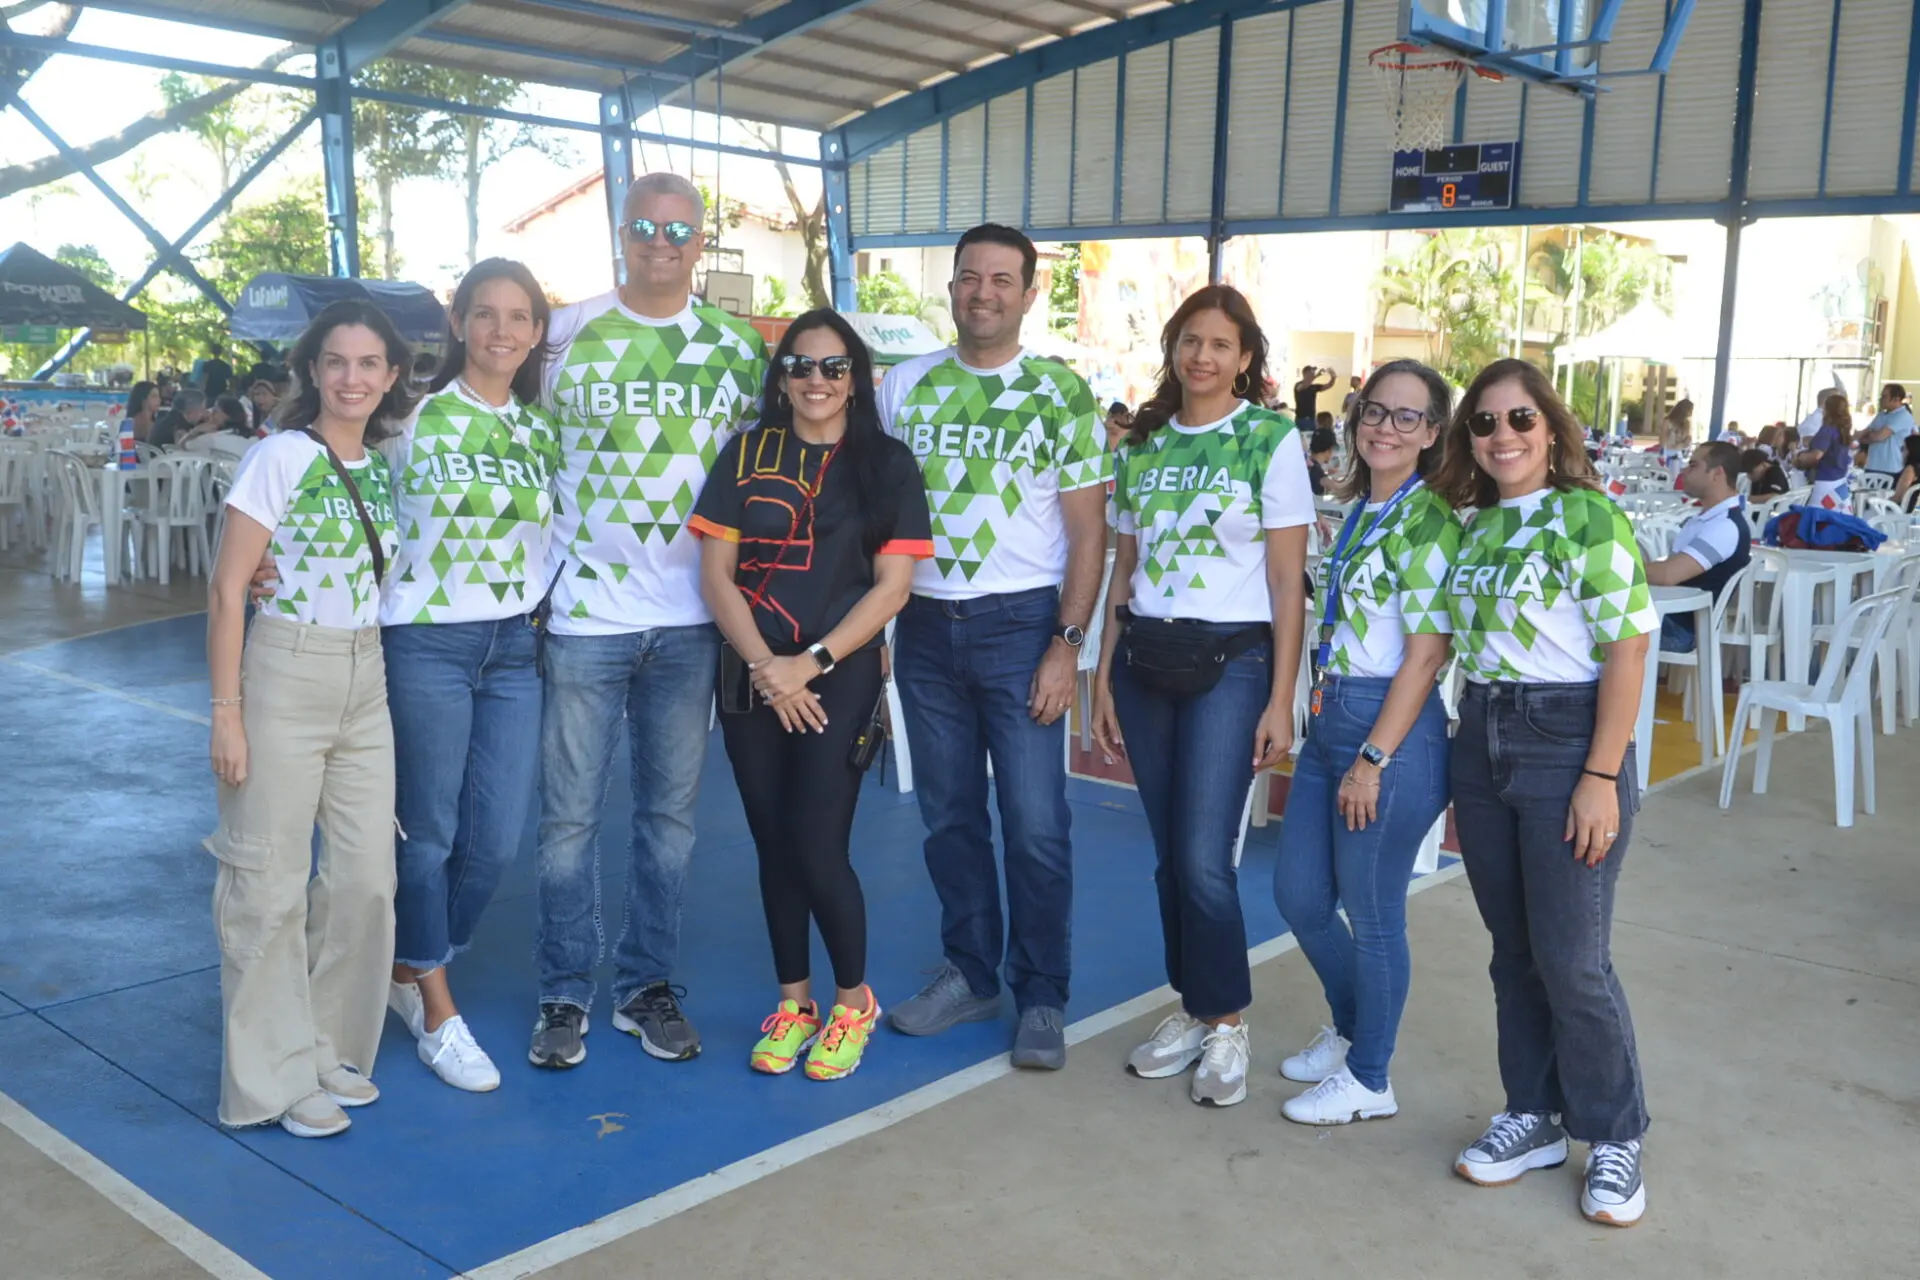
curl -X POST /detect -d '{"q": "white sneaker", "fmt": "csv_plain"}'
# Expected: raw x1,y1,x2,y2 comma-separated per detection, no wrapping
418,1015,502,1092
1280,1025,1350,1083
388,981,426,1041
1126,1011,1207,1079
1280,1066,1398,1125
318,1065,379,1108
1190,1022,1251,1107
278,1090,350,1139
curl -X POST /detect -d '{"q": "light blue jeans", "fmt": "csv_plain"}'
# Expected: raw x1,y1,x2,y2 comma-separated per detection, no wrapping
534,624,719,1011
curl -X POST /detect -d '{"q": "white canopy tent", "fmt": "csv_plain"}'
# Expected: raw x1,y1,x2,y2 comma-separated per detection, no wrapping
1553,303,1686,440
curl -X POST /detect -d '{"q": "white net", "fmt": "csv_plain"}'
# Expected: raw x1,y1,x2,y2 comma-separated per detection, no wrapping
1368,42,1472,152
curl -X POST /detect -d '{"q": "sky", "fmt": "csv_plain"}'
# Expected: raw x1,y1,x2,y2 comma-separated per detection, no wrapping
0,5,823,297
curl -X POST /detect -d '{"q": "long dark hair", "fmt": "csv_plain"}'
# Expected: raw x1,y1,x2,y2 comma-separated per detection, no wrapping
125,380,156,420
1128,284,1271,445
1822,392,1853,448
431,257,552,406
1431,358,1601,510
279,300,416,442
1335,358,1452,502
759,308,896,552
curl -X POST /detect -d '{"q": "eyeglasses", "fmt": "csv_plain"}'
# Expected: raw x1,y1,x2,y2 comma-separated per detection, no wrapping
625,217,695,246
779,354,853,381
1467,406,1541,437
1356,400,1431,433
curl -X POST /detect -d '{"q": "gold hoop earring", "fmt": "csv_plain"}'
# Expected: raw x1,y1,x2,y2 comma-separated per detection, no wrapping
1233,371,1251,397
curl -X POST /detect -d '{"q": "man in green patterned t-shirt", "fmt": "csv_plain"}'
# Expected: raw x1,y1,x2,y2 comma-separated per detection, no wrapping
530,173,767,1071
879,225,1111,1071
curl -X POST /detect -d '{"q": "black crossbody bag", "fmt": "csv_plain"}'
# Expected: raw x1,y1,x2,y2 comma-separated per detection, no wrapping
1118,605,1272,697
297,428,385,587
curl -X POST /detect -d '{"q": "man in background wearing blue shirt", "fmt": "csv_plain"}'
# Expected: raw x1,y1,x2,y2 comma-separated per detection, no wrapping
1861,383,1914,479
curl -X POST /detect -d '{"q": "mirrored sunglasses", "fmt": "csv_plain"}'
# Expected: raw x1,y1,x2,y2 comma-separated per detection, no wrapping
780,354,853,381
626,217,695,246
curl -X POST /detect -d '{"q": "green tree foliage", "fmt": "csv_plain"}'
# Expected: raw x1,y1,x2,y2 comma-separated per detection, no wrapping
352,61,460,279
856,270,933,317
1048,243,1081,335
438,71,573,272
1528,231,1673,341
1373,229,1516,388
760,277,798,317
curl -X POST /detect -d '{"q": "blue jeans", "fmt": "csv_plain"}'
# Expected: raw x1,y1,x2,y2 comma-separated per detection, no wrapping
1453,681,1648,1143
893,587,1073,1012
1273,676,1450,1091
1658,614,1696,653
534,625,719,1011
1110,635,1271,1020
385,617,543,972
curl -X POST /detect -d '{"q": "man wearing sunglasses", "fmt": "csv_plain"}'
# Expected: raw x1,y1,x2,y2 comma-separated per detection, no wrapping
877,223,1110,1072
530,172,768,1070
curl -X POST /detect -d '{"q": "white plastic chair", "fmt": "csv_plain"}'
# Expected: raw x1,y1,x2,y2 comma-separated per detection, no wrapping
1658,562,1745,758
0,443,29,551
48,451,103,581
136,454,213,584
1719,590,1904,828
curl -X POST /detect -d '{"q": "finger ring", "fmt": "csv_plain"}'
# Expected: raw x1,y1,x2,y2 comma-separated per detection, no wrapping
1604,831,1617,839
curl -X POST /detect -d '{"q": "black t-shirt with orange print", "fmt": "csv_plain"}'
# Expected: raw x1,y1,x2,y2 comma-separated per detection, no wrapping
691,425,933,653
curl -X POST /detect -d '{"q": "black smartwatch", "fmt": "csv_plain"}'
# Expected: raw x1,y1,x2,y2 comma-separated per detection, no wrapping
1358,742,1392,768
807,642,837,675
1056,623,1087,648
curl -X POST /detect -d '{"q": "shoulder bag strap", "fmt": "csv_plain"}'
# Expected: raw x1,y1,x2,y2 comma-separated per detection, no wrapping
298,427,386,587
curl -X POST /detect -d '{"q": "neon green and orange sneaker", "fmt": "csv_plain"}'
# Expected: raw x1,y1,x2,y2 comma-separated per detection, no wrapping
805,988,881,1081
750,1000,821,1075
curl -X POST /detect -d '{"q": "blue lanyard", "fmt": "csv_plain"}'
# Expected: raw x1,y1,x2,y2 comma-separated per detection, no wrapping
1316,474,1421,675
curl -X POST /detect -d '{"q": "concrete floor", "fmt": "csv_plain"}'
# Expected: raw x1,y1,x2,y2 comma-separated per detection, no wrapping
3,531,1916,1280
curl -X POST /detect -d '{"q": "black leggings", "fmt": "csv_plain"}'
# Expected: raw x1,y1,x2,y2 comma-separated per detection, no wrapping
718,647,882,992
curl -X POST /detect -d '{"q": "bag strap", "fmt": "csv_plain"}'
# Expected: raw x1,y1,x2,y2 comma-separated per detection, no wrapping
298,427,386,587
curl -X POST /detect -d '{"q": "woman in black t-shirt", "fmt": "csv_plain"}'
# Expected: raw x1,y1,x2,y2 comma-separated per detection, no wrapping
691,308,932,1083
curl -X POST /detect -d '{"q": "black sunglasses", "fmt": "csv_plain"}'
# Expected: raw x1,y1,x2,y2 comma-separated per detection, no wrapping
779,354,853,381
626,217,695,246
1356,400,1431,433
1467,406,1541,437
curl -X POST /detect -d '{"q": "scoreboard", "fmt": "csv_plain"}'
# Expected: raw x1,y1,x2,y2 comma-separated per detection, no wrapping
1389,142,1519,214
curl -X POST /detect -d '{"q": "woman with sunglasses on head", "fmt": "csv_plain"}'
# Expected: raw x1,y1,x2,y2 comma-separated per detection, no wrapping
1090,285,1313,1108
380,259,562,1092
205,300,411,1139
1430,358,1655,1226
1270,360,1461,1125
690,309,932,1082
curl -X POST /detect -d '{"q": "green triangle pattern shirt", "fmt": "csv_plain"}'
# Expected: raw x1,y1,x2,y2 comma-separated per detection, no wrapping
1110,403,1315,623
542,292,766,634
878,347,1110,599
1444,485,1657,684
225,432,397,629
1317,484,1463,678
379,384,562,626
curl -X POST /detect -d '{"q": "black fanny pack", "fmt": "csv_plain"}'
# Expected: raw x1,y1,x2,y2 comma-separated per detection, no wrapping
1119,607,1271,696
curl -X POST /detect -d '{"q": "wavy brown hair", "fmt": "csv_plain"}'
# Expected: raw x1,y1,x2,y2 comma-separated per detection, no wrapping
1430,357,1601,510
1126,284,1271,445
1821,392,1853,448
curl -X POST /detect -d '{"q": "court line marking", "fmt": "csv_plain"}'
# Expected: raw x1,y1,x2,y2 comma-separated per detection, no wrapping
0,654,211,726
0,1090,268,1280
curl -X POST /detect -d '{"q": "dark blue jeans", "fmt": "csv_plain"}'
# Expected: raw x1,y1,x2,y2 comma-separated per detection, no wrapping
1110,635,1271,1020
1273,675,1450,1091
1453,681,1649,1143
384,617,543,971
534,625,719,1011
893,587,1073,1013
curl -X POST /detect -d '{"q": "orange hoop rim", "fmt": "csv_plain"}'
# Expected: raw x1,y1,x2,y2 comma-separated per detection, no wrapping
1367,41,1505,82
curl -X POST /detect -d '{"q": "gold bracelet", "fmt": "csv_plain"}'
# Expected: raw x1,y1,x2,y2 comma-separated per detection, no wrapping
211,696,243,706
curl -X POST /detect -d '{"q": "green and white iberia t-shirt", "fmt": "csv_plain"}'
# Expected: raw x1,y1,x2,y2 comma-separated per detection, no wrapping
1110,403,1314,623
1444,485,1657,684
379,384,562,627
542,292,766,635
225,431,397,630
878,347,1109,599
1318,484,1463,678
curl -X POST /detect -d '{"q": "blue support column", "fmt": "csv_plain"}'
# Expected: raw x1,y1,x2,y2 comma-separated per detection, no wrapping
824,132,856,310
1710,0,1766,439
601,89,635,288
318,42,359,278
1208,16,1235,283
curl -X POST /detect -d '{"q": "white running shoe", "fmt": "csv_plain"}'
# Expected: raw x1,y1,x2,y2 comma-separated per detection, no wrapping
388,980,426,1041
418,1015,502,1093
1281,1066,1398,1125
1190,1022,1251,1107
1126,1011,1207,1079
1279,1025,1350,1083
278,1090,350,1139
318,1065,379,1109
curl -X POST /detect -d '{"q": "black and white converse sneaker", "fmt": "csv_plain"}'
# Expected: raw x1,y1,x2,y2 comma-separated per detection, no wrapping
1581,1140,1647,1226
1454,1111,1569,1186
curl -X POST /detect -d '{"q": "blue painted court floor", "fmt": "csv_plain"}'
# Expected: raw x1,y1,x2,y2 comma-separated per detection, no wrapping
0,614,1442,1278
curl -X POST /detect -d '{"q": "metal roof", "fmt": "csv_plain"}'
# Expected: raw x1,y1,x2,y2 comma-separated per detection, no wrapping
83,0,1157,131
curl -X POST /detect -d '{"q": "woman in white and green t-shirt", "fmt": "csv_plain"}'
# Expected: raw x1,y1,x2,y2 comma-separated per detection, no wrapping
380,260,562,1093
1431,358,1656,1227
1090,285,1314,1109
207,300,412,1140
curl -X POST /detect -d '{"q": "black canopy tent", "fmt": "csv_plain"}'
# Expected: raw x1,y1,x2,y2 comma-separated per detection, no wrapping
230,273,448,347
0,243,147,331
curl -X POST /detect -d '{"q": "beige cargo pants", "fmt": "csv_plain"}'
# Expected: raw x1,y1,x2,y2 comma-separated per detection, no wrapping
206,615,396,1127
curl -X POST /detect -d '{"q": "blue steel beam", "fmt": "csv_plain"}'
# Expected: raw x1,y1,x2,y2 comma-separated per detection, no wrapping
600,90,635,287
617,0,885,103
331,0,475,74
1902,0,1920,195
519,0,759,44
317,42,358,277
823,132,856,310
0,31,314,89
1207,16,1234,282
1709,0,1765,439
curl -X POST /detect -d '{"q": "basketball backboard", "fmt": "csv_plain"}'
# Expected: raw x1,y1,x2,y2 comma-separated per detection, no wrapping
1400,0,1696,92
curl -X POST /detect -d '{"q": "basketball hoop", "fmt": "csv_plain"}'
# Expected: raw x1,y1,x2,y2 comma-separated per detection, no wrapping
1368,41,1504,152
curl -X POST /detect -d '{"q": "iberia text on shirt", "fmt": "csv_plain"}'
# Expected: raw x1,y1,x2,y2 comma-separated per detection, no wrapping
541,291,767,635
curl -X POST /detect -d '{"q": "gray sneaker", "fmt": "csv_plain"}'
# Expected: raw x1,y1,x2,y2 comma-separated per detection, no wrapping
1189,1022,1251,1107
1455,1111,1569,1185
887,962,1001,1036
1009,1006,1066,1070
613,982,702,1060
528,1002,587,1069
1581,1140,1647,1226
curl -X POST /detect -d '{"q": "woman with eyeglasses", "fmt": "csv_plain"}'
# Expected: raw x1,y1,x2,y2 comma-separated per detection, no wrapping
690,309,932,1082
1270,359,1460,1125
1429,358,1655,1226
1090,284,1313,1108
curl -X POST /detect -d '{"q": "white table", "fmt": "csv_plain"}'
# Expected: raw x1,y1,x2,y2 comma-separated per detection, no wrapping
1638,585,1714,792
1756,546,1905,728
98,464,151,583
